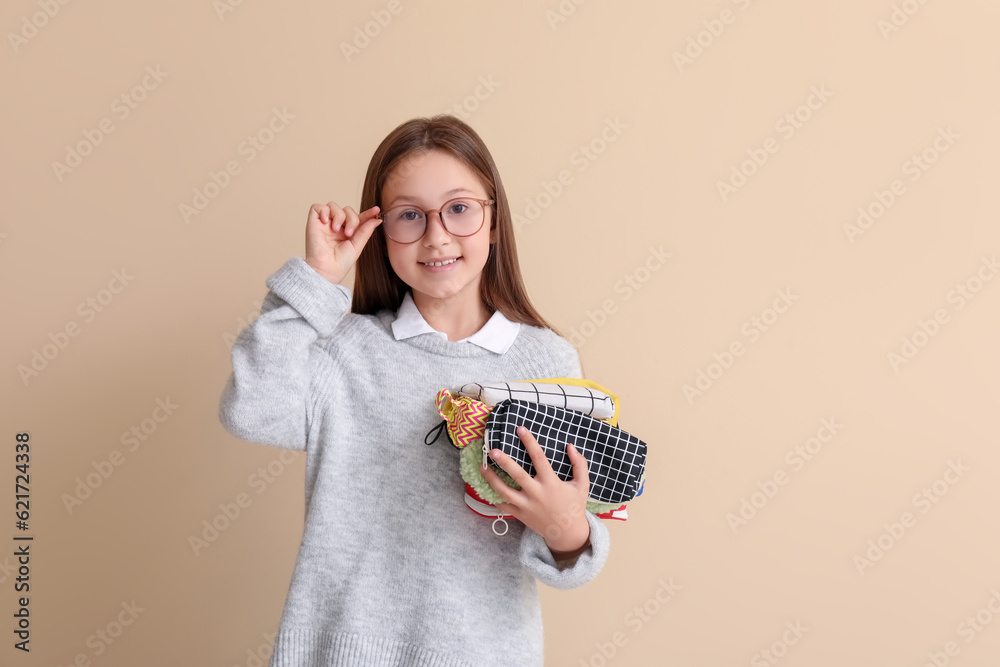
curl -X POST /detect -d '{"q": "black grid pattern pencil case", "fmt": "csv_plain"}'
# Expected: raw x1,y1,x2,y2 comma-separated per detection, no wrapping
484,399,647,505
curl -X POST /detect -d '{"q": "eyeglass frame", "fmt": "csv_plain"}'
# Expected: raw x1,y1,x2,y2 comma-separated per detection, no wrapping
377,197,495,244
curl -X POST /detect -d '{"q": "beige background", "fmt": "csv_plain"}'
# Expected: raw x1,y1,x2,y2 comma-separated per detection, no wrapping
2,0,998,665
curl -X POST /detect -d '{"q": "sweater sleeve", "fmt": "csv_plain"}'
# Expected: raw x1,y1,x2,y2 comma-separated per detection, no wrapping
559,339,584,380
517,334,611,590
218,256,352,450
518,510,610,590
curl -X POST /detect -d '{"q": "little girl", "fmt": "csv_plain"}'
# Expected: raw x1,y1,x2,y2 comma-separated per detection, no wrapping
219,115,611,667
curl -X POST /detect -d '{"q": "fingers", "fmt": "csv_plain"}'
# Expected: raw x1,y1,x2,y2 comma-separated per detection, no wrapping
516,426,557,479
343,206,360,233
568,442,590,485
309,203,331,227
326,202,346,232
341,206,381,249
483,427,560,490
313,202,380,237
479,459,523,506
483,449,529,490
342,205,383,235
308,202,344,231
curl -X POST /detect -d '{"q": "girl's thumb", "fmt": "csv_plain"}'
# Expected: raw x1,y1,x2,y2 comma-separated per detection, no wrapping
348,208,382,248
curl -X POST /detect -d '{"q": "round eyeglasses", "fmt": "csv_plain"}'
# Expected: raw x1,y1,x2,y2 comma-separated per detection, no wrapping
379,197,494,244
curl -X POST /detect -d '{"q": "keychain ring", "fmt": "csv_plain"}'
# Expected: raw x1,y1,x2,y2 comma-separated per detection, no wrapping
492,516,509,536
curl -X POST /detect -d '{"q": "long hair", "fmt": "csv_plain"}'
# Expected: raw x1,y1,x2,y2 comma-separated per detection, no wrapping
351,114,562,338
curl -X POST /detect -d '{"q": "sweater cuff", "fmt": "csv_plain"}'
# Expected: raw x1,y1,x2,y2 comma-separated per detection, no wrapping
265,256,352,338
518,510,609,590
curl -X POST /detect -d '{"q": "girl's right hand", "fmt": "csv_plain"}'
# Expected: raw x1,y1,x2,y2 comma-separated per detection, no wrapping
304,202,383,285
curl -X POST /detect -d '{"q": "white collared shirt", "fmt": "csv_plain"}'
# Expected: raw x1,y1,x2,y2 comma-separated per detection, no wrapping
390,290,520,354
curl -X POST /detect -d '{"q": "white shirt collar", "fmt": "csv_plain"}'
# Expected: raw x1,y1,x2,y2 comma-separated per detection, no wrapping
390,291,520,354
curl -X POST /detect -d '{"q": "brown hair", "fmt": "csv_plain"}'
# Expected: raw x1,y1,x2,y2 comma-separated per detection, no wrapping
351,114,562,338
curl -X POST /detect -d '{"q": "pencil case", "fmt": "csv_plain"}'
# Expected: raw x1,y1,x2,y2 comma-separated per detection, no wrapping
483,399,647,506
457,380,616,420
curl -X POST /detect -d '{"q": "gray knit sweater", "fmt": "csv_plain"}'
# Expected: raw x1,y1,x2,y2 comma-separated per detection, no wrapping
218,256,611,667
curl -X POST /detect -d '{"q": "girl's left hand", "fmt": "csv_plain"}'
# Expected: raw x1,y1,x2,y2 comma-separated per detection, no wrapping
480,425,591,554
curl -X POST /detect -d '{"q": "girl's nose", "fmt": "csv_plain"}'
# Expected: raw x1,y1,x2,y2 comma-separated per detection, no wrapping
423,212,452,246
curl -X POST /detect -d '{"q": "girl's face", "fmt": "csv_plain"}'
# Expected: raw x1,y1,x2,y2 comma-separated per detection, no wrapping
381,149,496,307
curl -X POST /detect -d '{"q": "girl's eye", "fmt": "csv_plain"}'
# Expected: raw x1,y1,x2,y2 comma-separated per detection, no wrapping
448,202,469,215
399,210,422,222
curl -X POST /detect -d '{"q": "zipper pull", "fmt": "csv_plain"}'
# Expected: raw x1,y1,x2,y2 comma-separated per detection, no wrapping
481,431,508,535
492,507,508,536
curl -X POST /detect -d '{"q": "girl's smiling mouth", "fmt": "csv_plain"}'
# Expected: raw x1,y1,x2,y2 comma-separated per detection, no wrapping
420,257,462,271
